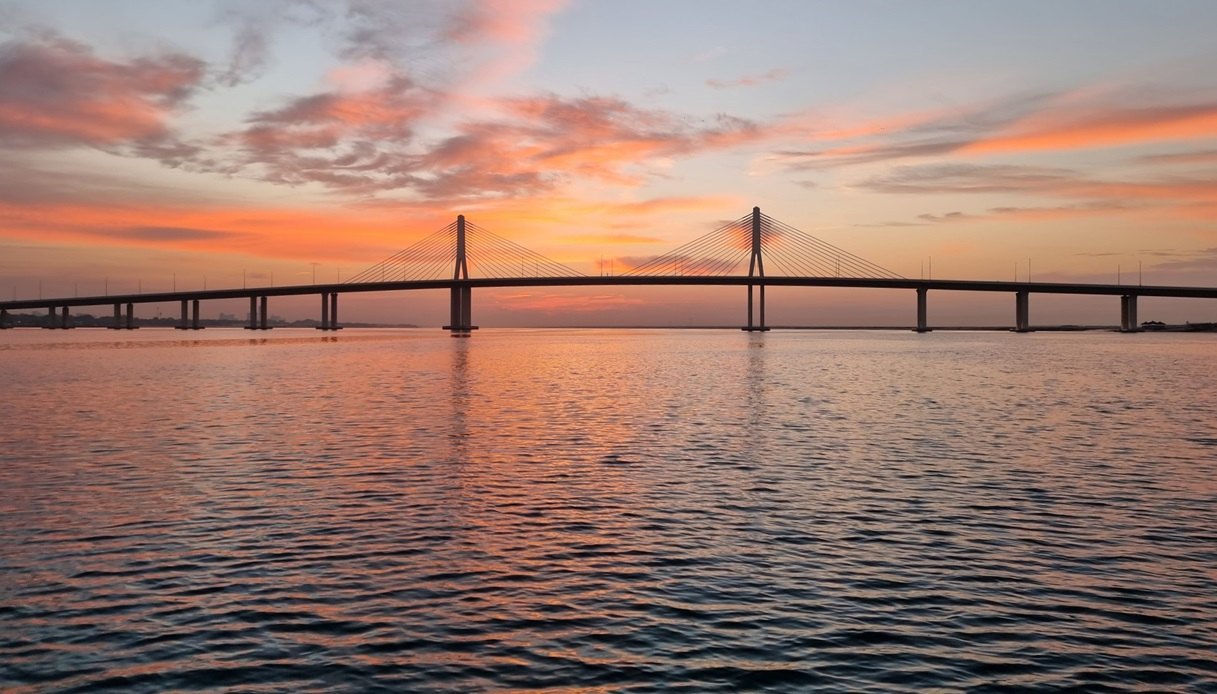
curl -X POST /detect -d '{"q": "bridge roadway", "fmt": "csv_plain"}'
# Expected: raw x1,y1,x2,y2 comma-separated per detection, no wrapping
3,275,1216,332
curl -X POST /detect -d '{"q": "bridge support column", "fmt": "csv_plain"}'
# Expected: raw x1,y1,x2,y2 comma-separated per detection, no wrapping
124,302,135,329
1120,295,1140,332
176,299,189,329
1014,290,1032,332
315,292,342,330
0,308,8,329
61,305,73,329
914,287,931,332
246,296,271,330
743,284,769,331
110,303,123,329
192,300,201,330
43,306,56,329
444,285,477,334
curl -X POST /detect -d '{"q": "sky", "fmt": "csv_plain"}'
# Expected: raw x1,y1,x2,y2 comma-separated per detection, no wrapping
3,0,1217,327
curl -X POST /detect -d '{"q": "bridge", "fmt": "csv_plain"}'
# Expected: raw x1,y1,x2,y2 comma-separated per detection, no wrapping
2,208,1215,333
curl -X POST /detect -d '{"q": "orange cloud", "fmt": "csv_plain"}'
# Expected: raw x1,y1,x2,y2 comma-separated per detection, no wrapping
0,198,452,264
963,102,1217,154
0,35,202,149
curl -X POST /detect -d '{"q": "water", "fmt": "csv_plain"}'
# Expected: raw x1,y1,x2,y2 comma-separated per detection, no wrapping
1,328,1215,692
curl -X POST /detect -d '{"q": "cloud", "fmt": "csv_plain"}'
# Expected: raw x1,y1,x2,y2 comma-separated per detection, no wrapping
961,100,1217,155
851,163,1217,227
0,35,205,150
916,211,974,224
854,164,1076,195
215,18,270,87
220,90,768,200
707,68,788,90
1137,149,1217,166
770,89,1217,170
112,226,242,242
1146,247,1217,272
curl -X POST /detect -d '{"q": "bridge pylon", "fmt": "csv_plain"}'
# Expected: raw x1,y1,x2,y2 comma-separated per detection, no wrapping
743,206,769,332
444,215,477,334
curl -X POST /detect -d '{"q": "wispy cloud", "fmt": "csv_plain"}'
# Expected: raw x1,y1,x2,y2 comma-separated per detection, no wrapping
112,226,242,242
1137,148,1217,166
771,89,1217,170
852,163,1217,227
707,68,787,90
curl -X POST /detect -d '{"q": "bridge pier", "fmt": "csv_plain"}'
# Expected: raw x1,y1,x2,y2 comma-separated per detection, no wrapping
444,285,477,333
44,305,74,329
743,283,769,331
1120,294,1140,332
914,287,931,332
0,308,8,329
1014,290,1032,332
316,292,343,330
246,296,272,330
110,303,123,329
176,297,202,328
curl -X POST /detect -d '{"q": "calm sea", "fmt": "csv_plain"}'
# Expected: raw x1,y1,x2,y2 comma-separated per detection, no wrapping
1,328,1215,692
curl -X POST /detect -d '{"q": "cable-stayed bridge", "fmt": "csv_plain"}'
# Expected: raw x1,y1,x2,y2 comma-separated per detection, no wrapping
3,208,1215,333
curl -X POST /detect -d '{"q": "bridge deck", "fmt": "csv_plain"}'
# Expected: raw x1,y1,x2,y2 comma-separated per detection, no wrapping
3,276,1217,312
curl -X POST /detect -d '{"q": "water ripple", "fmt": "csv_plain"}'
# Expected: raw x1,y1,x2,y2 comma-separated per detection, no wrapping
2,329,1215,691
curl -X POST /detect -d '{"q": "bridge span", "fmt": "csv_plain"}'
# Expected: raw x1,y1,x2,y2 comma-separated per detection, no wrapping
3,209,1215,333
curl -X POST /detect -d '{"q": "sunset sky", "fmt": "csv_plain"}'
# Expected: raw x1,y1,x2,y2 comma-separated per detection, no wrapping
3,0,1217,326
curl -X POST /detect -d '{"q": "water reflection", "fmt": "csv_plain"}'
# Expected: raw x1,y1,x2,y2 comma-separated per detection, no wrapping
1,329,1215,691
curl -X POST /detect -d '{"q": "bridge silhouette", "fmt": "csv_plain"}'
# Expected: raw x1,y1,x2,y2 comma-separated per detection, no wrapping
3,208,1215,333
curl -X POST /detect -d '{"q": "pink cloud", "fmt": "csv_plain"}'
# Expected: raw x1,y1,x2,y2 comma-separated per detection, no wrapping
0,35,203,149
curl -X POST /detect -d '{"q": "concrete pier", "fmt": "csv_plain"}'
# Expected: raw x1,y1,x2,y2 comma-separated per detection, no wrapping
444,285,477,333
1120,294,1140,332
44,306,74,329
175,299,189,329
246,296,272,330
316,292,343,330
1014,290,1032,332
0,308,9,329
914,287,931,332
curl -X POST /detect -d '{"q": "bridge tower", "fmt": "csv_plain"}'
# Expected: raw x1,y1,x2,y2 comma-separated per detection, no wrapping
444,214,476,333
743,206,770,331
